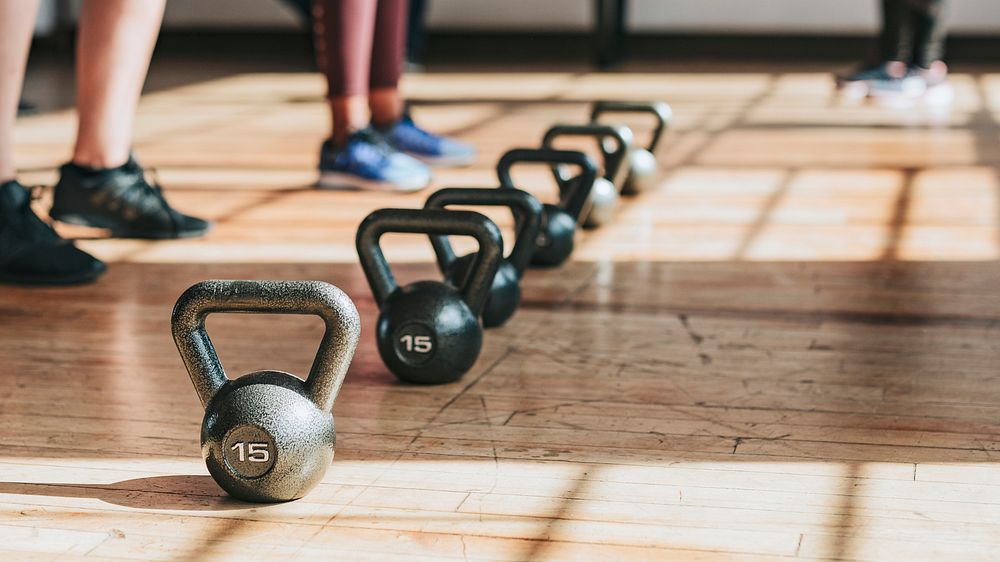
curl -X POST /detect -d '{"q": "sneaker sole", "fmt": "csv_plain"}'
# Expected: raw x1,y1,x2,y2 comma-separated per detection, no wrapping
867,83,953,109
0,261,106,286
922,83,955,107
867,89,928,110
316,172,430,192
52,212,212,240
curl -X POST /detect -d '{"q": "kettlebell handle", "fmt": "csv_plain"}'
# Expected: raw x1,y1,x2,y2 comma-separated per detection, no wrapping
496,148,598,222
541,123,633,189
424,187,543,278
590,101,673,153
356,208,504,316
171,280,361,412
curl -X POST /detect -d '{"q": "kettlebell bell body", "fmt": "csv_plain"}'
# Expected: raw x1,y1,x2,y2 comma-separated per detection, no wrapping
443,255,520,328
496,148,599,268
583,177,618,229
425,187,543,328
532,203,578,267
542,123,633,229
626,148,658,194
377,280,481,384
591,100,672,196
357,208,503,384
172,280,361,503
201,370,335,502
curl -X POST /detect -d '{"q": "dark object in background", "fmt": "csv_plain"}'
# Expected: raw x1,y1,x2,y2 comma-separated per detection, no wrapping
17,100,36,116
280,0,313,24
407,0,430,66
595,0,626,68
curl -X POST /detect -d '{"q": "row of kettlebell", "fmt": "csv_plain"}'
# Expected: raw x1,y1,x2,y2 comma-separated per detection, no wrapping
359,100,673,387
547,100,673,230
169,99,671,503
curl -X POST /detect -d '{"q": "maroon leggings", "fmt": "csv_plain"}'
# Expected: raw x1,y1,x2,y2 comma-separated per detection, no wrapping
312,0,408,98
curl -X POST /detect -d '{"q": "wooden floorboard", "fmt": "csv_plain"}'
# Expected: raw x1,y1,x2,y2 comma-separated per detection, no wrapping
3,62,1000,560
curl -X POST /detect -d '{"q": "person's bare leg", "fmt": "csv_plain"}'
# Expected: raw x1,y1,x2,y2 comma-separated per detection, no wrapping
369,88,403,128
73,0,165,169
329,95,370,147
0,0,106,286
0,0,41,181
52,0,208,240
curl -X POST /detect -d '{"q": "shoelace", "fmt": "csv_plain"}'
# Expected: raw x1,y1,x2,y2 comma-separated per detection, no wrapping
352,140,391,166
105,163,181,234
359,130,400,156
18,162,174,218
347,132,403,174
141,166,175,217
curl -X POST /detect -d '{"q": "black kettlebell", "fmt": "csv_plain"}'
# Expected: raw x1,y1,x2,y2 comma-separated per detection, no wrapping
496,148,598,268
542,123,633,229
356,208,503,385
172,280,361,503
424,187,542,329
591,100,672,195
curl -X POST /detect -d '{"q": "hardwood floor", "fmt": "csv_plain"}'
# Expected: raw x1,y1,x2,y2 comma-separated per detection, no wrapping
3,61,1000,561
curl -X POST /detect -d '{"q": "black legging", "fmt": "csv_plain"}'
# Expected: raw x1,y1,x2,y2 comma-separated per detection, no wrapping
880,0,947,68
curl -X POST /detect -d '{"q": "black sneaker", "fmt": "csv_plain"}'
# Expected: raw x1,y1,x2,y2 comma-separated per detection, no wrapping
0,180,106,285
50,156,211,239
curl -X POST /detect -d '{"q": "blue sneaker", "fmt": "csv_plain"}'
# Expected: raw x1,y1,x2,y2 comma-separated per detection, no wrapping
318,130,431,192
378,115,477,167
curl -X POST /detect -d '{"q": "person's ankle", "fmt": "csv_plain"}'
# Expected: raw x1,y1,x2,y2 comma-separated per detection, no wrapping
70,154,129,171
924,60,948,74
330,130,358,150
369,89,403,128
370,113,403,131
885,60,908,79
0,165,16,184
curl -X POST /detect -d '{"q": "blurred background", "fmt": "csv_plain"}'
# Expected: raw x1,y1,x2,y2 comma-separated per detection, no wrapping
29,0,1000,59
29,0,1000,34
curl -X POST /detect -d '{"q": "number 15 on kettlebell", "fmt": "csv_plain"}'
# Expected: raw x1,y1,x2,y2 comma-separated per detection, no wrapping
172,280,361,503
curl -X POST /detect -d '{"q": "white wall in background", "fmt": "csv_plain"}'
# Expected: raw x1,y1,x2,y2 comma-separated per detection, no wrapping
162,0,300,28
424,0,1000,33
426,0,590,30
628,0,1000,33
629,0,881,33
